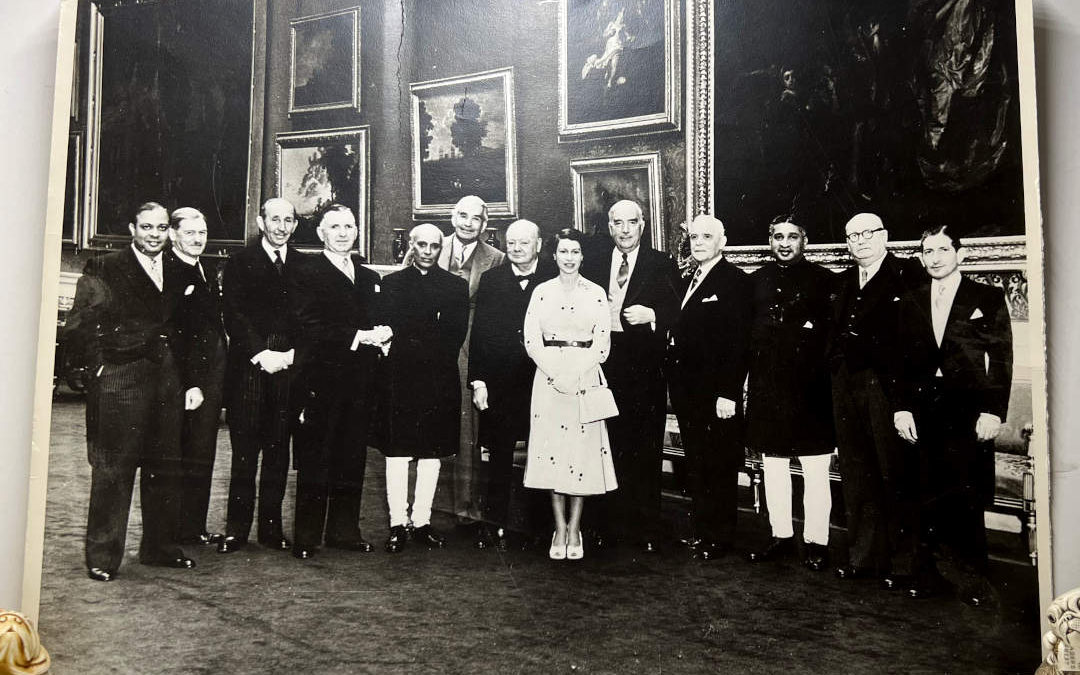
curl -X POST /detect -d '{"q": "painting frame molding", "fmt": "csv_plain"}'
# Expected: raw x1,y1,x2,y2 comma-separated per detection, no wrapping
409,66,518,219
558,0,681,142
82,0,267,253
570,152,664,250
274,125,371,259
288,6,362,116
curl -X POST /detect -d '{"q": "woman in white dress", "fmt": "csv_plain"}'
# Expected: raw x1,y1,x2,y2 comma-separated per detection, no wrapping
523,228,618,560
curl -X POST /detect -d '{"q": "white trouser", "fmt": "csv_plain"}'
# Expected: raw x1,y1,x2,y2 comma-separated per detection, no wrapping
385,457,442,528
762,453,833,545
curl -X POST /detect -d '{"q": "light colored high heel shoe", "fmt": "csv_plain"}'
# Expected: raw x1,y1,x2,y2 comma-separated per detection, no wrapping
566,530,584,560
549,531,567,560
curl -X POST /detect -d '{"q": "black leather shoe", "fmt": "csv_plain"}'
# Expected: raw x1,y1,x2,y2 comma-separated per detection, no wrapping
292,548,316,560
258,535,292,551
694,542,731,561
326,537,374,553
217,536,247,554
143,556,196,569
181,532,224,546
835,565,875,580
802,543,829,571
747,536,795,563
385,526,407,553
87,567,115,582
881,574,913,591
476,526,509,551
414,525,446,549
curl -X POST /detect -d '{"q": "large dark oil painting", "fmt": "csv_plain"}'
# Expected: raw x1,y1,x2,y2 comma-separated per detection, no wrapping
711,0,1024,246
92,0,254,243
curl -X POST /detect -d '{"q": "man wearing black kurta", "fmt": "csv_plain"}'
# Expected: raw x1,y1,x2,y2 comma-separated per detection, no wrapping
468,219,553,550
745,220,836,570
289,205,388,559
374,223,469,552
67,201,201,580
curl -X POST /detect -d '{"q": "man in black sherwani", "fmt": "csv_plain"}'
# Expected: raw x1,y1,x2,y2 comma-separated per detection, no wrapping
218,197,302,554
467,219,554,550
374,223,469,553
67,201,202,581
581,199,679,553
166,207,227,548
745,219,836,571
288,204,389,560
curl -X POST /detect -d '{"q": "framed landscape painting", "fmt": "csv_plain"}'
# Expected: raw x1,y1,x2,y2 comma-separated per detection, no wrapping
410,67,517,218
289,7,361,115
275,126,370,258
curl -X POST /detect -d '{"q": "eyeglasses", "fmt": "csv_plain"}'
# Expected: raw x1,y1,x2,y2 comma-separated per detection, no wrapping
845,227,884,243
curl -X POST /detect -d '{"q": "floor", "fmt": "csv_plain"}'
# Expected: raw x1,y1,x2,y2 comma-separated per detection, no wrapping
35,395,1042,674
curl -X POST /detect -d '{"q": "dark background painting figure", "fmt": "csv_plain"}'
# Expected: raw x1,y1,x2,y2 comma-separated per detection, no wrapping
290,9,359,113
711,0,1025,245
93,0,253,242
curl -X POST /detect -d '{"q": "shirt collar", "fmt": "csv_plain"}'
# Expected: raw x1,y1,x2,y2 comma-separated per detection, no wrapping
512,260,538,277
261,237,286,262
931,269,962,296
131,244,162,266
171,248,198,267
322,249,351,267
695,254,723,279
453,236,478,260
858,253,886,281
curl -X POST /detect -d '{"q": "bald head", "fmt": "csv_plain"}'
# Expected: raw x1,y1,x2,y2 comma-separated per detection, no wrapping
687,214,727,264
451,195,488,244
844,212,888,267
505,219,541,271
409,223,444,270
608,199,646,253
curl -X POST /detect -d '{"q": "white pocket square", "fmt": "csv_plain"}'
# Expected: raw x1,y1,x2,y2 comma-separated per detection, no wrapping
802,321,814,329
892,296,900,302
184,284,195,296
970,308,984,320
701,295,719,303
374,284,381,293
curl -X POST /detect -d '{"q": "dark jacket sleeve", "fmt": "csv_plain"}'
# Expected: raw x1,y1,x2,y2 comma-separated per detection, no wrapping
716,268,754,403
64,257,108,372
222,251,266,361
981,287,1013,420
467,269,497,385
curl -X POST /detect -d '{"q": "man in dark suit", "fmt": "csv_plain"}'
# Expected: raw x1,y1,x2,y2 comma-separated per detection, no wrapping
667,214,754,561
218,197,301,554
829,212,924,587
166,207,226,548
890,226,1012,605
288,204,389,560
66,201,201,581
375,223,469,553
581,199,679,553
437,195,505,530
468,219,553,550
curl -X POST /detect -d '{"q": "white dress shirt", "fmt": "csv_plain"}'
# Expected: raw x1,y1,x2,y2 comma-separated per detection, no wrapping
607,246,640,332
131,244,164,292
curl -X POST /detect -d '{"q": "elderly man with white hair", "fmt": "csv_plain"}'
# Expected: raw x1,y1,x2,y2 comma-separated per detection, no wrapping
467,219,554,550
374,223,469,553
667,214,754,561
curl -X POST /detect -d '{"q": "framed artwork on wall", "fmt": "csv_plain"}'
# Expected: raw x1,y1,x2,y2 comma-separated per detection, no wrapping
275,126,371,258
410,67,518,219
289,6,361,115
558,0,681,142
570,152,664,249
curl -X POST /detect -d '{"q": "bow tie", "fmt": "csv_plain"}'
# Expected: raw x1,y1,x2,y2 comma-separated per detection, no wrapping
515,273,535,284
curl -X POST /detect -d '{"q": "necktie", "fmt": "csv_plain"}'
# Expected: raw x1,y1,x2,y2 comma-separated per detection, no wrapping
342,256,355,283
274,249,284,276
148,255,163,291
616,253,629,288
688,267,702,293
932,283,949,346
859,268,868,289
450,243,463,273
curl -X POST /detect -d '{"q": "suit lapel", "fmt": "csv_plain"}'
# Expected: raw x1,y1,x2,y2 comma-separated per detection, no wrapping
623,248,649,306
942,277,976,344
119,247,163,314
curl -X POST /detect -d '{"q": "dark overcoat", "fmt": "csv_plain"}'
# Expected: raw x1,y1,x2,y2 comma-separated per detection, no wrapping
373,265,469,458
745,258,836,457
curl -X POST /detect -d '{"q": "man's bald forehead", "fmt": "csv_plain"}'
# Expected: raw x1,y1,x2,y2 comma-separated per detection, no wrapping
608,199,643,221
506,219,540,240
845,212,883,232
410,223,443,242
454,195,487,212
690,213,725,235
262,197,295,215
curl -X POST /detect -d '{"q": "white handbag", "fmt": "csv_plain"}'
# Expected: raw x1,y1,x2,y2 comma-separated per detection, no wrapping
578,367,619,423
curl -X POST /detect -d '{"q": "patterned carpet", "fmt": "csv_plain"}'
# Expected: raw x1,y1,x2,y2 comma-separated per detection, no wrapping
35,396,1040,674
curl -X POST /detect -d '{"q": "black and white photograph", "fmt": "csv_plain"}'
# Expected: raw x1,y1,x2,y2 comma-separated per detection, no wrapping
9,0,1063,673
288,7,361,115
410,67,517,218
559,0,681,140
571,152,664,249
275,126,370,256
